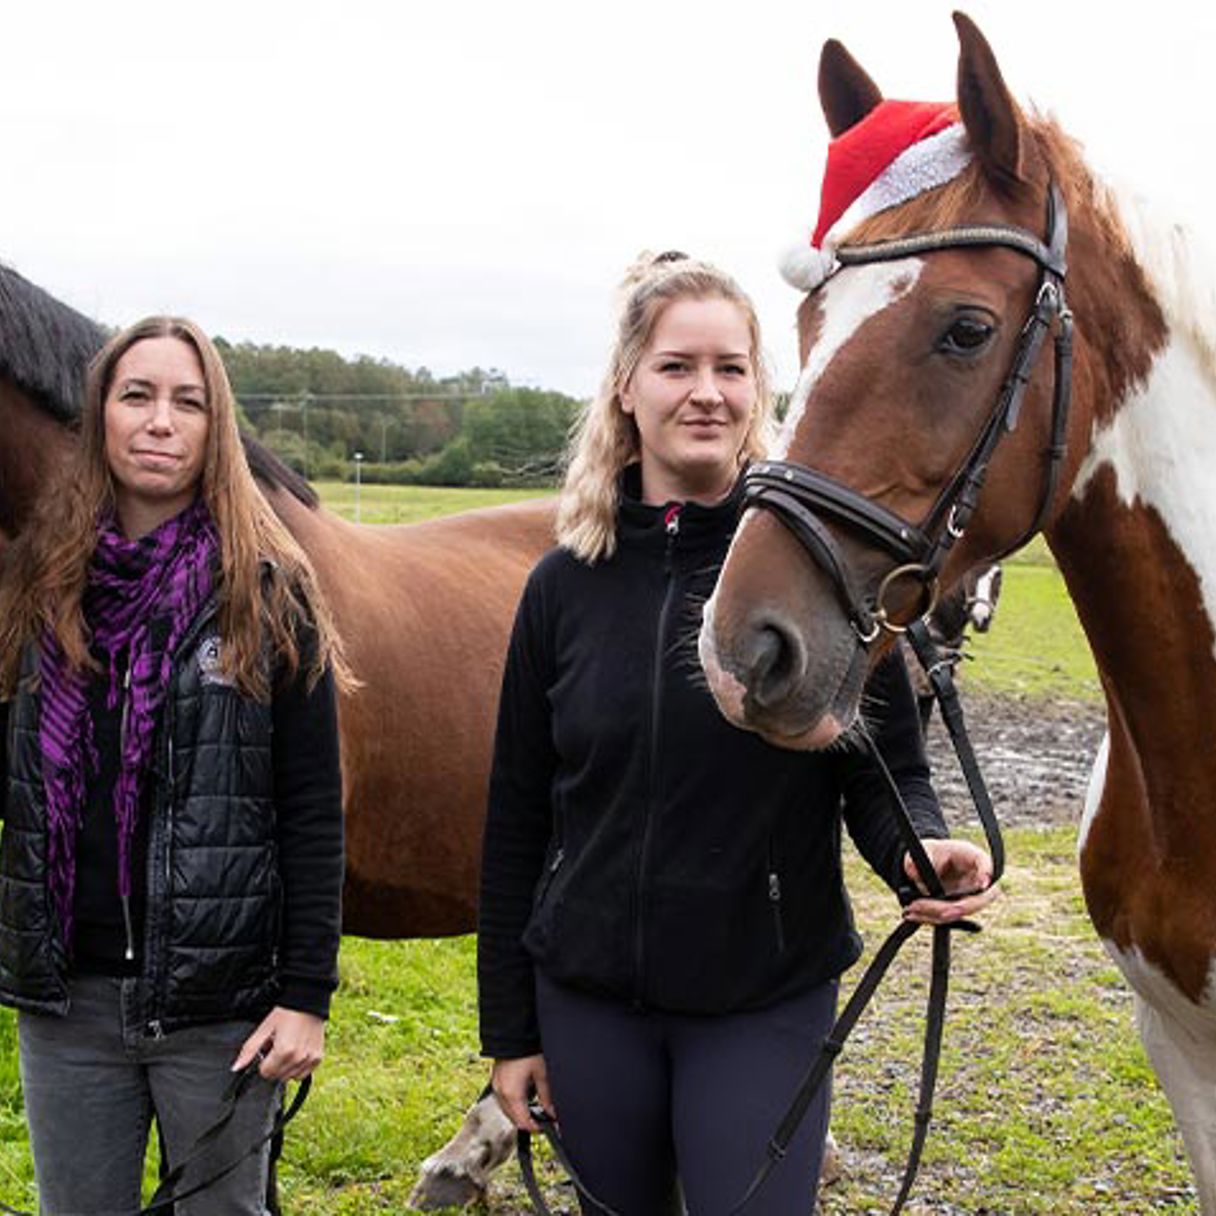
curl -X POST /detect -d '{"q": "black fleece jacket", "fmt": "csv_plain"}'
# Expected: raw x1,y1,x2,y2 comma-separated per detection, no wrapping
478,476,947,1059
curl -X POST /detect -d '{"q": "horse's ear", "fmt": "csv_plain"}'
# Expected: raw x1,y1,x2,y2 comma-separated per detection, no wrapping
953,11,1023,190
819,39,883,137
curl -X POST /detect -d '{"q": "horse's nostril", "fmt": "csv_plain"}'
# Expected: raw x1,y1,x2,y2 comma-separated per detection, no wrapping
750,621,804,709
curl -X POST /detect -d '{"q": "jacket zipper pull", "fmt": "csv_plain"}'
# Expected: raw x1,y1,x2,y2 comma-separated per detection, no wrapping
769,870,786,952
663,505,681,572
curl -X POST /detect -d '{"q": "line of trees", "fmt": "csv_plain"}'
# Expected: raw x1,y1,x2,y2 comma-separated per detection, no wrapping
218,338,582,487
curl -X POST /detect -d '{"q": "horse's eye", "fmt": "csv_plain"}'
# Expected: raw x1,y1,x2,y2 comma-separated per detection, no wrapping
939,316,995,356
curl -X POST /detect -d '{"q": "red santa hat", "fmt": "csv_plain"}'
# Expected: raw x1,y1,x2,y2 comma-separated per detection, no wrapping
781,100,972,291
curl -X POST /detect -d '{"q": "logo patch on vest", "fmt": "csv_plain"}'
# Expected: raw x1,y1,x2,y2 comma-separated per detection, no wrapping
197,635,235,687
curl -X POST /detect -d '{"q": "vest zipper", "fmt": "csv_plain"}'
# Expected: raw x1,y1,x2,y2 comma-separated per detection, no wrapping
119,661,136,963
633,505,681,1005
147,721,176,1034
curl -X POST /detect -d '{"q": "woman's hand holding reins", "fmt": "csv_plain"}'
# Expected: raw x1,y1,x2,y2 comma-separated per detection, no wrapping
232,1006,326,1081
492,1054,554,1132
902,838,998,925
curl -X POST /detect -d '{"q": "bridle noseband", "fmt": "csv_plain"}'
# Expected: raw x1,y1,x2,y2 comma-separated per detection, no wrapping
745,183,1074,642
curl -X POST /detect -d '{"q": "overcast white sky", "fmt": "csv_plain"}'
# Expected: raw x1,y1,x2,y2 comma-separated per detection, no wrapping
1,1,1212,398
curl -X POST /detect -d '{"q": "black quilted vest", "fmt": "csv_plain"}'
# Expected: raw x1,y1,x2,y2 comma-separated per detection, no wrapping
0,602,281,1032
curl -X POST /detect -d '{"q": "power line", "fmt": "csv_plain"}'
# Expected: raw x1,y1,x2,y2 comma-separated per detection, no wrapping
236,391,481,402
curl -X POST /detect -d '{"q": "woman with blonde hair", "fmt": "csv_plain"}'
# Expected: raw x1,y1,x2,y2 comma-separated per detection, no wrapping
478,253,994,1213
0,316,346,1214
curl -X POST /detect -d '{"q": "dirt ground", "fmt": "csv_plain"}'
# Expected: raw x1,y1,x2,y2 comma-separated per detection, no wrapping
921,689,1106,831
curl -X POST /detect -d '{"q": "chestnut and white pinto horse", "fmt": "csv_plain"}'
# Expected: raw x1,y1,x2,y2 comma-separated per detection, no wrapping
699,14,1216,1210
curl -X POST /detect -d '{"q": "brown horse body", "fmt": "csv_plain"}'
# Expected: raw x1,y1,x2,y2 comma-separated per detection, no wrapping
700,15,1216,1209
263,485,553,936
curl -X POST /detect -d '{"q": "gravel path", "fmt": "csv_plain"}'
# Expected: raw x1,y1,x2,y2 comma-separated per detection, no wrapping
922,689,1106,830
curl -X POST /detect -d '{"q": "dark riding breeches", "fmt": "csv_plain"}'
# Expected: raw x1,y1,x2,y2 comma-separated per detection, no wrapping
535,970,837,1216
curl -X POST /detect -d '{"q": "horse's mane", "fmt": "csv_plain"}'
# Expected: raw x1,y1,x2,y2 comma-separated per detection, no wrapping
240,436,319,508
0,261,319,509
1034,119,1216,386
0,262,105,425
1103,181,1216,385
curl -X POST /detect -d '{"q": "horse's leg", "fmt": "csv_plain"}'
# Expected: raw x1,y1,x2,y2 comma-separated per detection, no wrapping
409,1088,515,1209
819,1127,841,1187
1135,991,1216,1214
409,1090,839,1209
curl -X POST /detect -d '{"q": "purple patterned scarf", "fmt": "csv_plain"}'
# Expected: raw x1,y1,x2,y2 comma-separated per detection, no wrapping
39,498,219,947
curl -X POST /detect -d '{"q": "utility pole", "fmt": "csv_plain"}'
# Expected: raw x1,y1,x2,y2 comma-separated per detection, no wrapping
300,392,312,478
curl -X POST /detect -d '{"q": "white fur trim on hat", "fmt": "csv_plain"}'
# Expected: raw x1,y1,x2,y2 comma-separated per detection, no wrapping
824,123,972,248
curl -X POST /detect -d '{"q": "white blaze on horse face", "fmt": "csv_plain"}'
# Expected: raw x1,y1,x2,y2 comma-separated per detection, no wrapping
703,259,926,678
968,565,1000,630
771,258,925,461
1071,336,1216,659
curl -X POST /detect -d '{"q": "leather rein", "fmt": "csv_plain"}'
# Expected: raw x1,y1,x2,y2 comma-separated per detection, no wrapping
517,184,1074,1214
0,1062,309,1216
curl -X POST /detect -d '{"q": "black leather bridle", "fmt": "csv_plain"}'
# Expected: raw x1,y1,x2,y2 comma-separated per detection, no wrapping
744,183,1073,643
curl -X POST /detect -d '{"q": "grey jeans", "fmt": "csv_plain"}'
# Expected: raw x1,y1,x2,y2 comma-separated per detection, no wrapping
17,973,281,1216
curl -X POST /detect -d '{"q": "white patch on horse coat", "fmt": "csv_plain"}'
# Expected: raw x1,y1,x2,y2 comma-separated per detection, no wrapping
1108,179,1216,386
1077,729,1110,856
1071,337,1216,659
1104,940,1216,1212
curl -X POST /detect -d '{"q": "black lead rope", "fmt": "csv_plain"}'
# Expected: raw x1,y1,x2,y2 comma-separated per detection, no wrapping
518,621,1005,1216
518,1105,625,1216
0,1063,310,1216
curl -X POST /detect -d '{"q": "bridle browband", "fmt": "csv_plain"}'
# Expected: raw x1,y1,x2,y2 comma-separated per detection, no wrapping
745,183,1074,643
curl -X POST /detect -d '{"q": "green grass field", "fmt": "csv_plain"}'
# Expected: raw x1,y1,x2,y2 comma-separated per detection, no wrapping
0,484,1178,1214
318,482,553,526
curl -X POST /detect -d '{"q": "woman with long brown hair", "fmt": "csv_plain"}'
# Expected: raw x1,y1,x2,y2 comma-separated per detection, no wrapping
0,316,346,1213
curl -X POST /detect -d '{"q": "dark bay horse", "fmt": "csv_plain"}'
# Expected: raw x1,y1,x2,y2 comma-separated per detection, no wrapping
903,561,1002,731
699,14,1216,1210
0,264,550,1199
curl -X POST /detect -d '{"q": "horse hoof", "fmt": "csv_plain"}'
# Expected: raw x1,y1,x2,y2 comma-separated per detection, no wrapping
820,1130,843,1187
408,1169,486,1210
